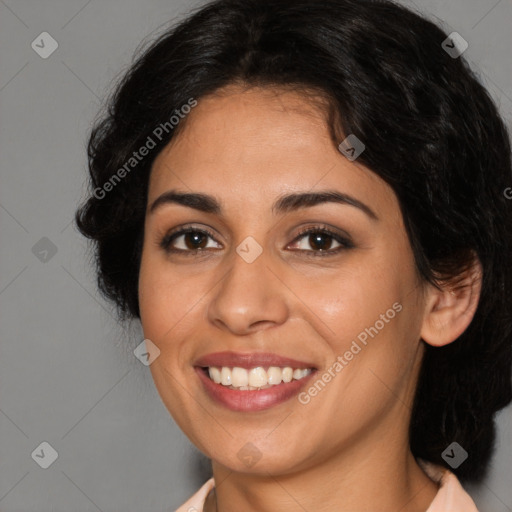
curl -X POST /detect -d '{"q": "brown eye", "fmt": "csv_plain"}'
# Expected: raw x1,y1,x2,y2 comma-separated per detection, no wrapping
181,231,208,250
306,232,336,251
159,224,353,258
288,226,354,256
160,227,221,254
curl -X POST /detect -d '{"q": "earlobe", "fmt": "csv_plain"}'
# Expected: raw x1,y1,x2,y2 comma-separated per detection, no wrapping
420,257,483,347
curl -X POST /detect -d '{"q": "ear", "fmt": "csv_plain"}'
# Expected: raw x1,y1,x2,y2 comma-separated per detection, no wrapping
420,254,483,347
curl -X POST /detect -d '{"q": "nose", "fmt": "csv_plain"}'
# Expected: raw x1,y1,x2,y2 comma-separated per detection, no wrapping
207,247,289,335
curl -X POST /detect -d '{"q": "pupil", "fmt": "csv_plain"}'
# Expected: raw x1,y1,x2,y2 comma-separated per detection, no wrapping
310,233,331,251
186,232,207,250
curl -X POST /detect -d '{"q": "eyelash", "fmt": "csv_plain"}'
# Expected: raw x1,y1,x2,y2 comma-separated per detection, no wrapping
159,224,354,258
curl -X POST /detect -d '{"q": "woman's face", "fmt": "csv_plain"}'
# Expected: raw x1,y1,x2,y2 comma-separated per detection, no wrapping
138,85,429,475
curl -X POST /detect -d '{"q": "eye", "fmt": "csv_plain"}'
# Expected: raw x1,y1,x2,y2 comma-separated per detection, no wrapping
159,224,353,257
287,225,354,256
160,226,221,255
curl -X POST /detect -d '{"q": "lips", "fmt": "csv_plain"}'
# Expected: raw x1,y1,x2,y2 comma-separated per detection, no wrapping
194,351,318,412
194,351,317,369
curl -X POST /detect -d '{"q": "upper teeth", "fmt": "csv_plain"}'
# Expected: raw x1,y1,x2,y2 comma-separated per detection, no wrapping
207,366,312,389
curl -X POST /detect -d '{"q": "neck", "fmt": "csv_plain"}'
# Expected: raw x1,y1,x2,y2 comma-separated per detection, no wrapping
204,428,439,512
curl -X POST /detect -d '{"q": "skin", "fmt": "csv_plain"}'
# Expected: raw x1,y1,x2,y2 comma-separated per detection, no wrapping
138,84,482,512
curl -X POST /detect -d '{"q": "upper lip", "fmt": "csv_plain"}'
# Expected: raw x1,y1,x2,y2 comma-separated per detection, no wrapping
194,351,317,369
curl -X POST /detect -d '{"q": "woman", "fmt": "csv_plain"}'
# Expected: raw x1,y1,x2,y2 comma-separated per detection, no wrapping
75,0,512,510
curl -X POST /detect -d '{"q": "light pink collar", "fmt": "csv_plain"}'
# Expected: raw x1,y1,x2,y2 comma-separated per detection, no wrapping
418,458,480,512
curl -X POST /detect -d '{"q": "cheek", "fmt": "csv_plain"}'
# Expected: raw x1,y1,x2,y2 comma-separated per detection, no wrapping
293,262,405,351
138,257,202,427
138,251,213,376
296,260,418,408
138,251,183,351
315,281,421,416
139,246,187,319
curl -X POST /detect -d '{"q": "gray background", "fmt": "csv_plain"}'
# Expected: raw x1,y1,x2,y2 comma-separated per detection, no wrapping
0,0,511,510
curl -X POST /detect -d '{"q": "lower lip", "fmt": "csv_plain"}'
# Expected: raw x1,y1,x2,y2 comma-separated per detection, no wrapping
195,367,316,412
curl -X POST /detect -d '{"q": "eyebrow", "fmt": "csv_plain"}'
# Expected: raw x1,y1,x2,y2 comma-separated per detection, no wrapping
149,189,379,221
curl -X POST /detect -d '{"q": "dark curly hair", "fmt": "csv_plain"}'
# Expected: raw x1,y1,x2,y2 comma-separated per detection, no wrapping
75,0,512,484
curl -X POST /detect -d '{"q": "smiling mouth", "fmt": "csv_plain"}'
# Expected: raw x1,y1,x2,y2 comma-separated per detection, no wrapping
200,365,314,390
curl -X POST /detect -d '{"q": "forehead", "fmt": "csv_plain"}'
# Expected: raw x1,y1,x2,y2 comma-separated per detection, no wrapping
148,85,393,214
